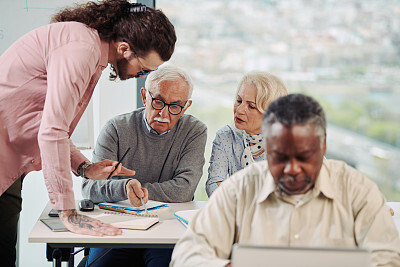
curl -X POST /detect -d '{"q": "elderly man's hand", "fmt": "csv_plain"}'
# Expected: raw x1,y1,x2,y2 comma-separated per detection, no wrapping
125,179,148,207
84,160,136,180
59,209,122,236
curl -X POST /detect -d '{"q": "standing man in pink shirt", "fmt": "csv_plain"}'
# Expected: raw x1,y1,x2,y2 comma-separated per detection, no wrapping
0,1,176,265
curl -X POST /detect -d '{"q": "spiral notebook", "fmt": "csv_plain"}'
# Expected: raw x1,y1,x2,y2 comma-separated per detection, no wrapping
94,212,159,230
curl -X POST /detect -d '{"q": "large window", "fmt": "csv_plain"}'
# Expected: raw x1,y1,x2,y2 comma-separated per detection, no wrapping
158,0,400,200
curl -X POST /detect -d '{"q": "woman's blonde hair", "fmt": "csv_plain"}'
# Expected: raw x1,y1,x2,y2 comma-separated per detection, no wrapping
236,71,289,113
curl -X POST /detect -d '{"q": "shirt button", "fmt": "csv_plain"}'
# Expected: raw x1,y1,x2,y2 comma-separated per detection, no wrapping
294,234,299,239
31,159,35,163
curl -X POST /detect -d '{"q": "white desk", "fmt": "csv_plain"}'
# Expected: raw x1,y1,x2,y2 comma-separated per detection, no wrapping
29,201,207,266
30,201,400,266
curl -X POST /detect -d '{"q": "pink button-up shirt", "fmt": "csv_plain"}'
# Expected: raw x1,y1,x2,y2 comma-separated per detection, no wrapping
0,22,109,210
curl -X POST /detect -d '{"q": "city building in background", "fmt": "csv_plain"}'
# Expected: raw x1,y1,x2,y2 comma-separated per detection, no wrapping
158,0,400,200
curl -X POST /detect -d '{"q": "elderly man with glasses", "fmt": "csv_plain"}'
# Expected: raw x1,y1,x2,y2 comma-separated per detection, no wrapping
81,64,207,267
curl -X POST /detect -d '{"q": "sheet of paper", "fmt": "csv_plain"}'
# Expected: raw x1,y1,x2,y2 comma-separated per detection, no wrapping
174,209,199,225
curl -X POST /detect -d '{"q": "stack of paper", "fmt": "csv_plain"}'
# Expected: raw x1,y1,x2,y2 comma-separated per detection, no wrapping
174,209,199,228
98,200,168,214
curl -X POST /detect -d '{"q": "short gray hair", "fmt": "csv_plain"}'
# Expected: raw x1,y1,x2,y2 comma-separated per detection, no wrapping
145,64,193,98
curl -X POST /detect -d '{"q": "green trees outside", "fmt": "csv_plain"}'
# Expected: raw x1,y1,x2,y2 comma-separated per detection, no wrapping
320,98,400,148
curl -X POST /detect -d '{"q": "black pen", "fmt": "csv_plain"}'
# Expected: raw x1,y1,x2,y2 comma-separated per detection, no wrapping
107,147,131,179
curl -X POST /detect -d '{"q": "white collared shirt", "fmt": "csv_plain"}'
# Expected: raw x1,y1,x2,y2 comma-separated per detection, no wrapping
171,160,400,267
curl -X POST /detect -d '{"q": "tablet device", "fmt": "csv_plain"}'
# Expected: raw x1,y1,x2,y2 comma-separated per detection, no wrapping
40,218,68,232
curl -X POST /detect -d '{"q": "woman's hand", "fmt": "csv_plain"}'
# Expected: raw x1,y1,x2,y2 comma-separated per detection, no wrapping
84,160,136,180
59,209,122,236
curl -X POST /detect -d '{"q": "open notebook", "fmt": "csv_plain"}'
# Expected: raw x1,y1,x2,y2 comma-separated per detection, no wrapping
93,212,159,230
98,200,168,215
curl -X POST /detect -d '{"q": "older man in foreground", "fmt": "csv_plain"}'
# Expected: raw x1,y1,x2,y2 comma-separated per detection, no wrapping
170,93,400,267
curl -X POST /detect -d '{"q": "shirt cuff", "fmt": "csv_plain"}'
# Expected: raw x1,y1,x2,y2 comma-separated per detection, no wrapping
69,141,89,176
50,191,76,210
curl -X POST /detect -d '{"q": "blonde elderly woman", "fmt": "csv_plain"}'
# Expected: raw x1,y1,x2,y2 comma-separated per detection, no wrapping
206,72,288,197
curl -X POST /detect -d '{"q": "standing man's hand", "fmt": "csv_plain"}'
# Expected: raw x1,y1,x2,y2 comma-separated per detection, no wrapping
125,179,148,207
84,160,136,180
59,210,122,236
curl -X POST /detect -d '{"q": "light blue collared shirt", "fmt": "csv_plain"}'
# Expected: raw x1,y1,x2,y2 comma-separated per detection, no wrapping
206,125,265,197
142,112,169,135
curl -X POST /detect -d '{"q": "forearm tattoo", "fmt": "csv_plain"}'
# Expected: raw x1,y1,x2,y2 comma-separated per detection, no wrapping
60,209,103,230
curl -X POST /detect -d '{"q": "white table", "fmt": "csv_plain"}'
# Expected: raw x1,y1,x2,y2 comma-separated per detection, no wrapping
29,201,207,266
31,201,400,266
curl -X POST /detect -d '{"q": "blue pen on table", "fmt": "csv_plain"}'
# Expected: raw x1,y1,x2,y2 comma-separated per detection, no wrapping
107,147,131,179
140,198,148,214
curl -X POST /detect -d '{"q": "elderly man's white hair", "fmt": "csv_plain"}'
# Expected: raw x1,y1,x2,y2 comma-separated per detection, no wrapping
144,64,194,98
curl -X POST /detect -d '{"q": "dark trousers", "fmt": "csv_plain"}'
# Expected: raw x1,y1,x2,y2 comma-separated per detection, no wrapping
0,177,22,267
86,247,173,267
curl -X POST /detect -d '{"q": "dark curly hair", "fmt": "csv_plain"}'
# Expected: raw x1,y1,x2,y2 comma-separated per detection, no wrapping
262,93,327,136
51,0,176,61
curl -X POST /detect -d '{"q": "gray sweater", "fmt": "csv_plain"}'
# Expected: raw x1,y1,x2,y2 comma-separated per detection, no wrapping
82,108,207,203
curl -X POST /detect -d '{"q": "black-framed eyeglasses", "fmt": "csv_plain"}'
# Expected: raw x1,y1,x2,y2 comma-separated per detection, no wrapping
147,90,187,115
134,52,158,76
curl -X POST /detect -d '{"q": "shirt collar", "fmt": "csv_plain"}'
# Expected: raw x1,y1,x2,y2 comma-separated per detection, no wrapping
257,170,276,203
313,160,335,200
142,112,169,135
256,160,335,204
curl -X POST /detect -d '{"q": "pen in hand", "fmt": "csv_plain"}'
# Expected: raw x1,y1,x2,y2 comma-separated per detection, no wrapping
107,147,131,179
140,198,148,214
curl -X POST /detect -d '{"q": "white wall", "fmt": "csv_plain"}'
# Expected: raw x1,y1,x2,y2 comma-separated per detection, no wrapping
91,66,138,146
71,67,137,149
